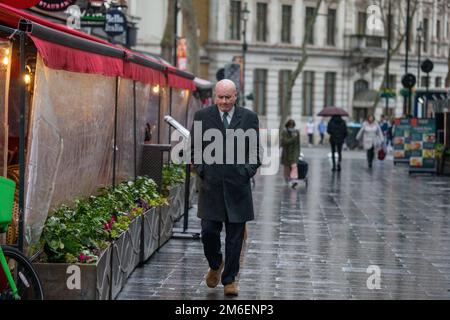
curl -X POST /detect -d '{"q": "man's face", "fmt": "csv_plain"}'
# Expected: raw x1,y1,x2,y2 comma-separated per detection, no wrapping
215,84,237,112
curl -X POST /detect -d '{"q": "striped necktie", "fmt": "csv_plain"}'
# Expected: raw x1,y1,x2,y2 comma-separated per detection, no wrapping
223,112,229,129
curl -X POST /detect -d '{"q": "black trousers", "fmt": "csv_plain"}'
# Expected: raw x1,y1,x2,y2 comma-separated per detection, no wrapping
330,142,343,167
367,146,375,166
201,219,246,285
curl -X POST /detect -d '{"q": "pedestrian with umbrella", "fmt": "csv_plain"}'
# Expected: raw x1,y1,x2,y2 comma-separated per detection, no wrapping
318,107,349,172
327,115,347,171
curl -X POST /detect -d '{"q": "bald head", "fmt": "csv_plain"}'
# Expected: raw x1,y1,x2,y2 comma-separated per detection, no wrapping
215,79,237,112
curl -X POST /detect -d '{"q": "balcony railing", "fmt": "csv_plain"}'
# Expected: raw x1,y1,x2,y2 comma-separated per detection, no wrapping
349,34,387,50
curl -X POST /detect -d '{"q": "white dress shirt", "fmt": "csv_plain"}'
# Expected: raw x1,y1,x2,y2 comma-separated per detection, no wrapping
219,107,235,126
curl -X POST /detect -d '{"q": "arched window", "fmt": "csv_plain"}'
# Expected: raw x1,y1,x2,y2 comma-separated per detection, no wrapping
354,79,369,94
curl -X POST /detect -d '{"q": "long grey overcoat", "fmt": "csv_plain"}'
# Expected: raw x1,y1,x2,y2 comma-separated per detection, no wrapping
190,105,261,223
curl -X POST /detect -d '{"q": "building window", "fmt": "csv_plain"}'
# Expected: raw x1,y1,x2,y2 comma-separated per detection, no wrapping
302,71,315,116
278,70,292,116
324,72,336,107
354,79,369,94
421,76,429,88
435,77,442,88
423,18,429,52
254,69,268,115
256,2,268,42
388,74,397,90
437,20,441,40
353,108,368,123
229,0,241,40
357,12,367,35
281,5,292,43
305,7,315,44
327,9,336,46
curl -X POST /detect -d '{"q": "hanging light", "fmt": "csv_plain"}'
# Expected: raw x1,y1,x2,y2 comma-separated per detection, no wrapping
2,56,9,66
24,74,31,84
152,85,160,94
24,65,32,84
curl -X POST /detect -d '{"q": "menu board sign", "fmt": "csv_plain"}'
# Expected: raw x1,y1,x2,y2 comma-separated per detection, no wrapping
409,118,436,173
393,118,411,163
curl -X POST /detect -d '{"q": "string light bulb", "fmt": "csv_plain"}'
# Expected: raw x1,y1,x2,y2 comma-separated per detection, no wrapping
2,56,8,66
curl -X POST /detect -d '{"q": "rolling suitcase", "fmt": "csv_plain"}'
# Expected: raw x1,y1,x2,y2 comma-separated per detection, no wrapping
297,159,308,180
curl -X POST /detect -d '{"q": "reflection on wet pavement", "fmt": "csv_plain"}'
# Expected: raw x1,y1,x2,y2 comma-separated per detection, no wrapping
118,148,450,300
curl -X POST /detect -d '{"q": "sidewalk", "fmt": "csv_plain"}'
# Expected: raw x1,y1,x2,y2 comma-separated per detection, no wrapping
118,147,450,300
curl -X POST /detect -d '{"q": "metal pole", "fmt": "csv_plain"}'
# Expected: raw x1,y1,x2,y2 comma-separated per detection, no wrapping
18,29,26,253
405,0,411,116
417,35,421,86
242,18,247,107
425,72,430,117
173,0,178,67
133,81,137,181
112,77,119,188
385,0,392,116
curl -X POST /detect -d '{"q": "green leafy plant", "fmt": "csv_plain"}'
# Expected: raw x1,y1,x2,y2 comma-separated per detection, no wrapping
40,176,166,264
436,143,445,159
162,164,186,190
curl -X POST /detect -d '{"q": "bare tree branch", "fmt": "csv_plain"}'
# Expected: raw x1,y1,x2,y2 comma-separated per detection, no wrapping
371,0,419,114
279,0,324,130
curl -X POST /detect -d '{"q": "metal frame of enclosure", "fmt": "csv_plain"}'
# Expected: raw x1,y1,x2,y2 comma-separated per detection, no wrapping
0,3,211,255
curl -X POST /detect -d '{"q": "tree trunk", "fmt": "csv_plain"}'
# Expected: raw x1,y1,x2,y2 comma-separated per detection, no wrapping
279,0,323,130
180,0,199,75
371,0,419,115
160,0,176,63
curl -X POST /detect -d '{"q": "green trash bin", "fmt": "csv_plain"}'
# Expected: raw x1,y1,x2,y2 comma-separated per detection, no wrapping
0,176,16,233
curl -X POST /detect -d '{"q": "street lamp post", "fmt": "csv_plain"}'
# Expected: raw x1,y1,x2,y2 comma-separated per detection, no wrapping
404,0,411,116
417,22,423,89
385,0,392,117
173,0,179,67
241,2,250,107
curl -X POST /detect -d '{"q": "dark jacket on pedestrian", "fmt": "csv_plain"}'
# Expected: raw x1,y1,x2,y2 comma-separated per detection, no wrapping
327,115,347,144
190,105,261,223
280,128,300,166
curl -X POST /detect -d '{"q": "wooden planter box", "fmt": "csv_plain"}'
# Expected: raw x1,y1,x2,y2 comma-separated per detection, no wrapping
110,215,142,299
140,207,159,263
33,246,112,300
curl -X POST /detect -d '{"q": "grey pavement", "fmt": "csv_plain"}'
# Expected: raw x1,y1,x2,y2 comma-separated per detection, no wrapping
118,147,450,300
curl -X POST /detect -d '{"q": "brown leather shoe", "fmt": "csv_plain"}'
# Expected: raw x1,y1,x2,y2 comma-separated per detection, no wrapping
205,262,224,288
224,282,238,296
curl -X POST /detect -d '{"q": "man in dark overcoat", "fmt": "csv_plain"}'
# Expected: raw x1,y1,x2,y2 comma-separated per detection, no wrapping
190,79,261,296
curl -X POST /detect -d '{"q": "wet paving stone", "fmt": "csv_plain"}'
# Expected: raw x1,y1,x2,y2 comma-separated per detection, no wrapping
118,148,450,300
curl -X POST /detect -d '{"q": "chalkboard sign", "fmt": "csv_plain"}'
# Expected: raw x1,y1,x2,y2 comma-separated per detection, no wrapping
408,118,436,174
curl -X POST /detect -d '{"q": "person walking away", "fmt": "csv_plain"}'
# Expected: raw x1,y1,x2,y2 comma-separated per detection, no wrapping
318,119,327,145
379,115,389,138
190,79,261,297
306,118,314,146
356,115,384,168
327,115,347,171
280,119,300,188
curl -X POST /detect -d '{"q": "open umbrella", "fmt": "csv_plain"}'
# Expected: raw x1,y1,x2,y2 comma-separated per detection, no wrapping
0,0,40,9
317,106,349,117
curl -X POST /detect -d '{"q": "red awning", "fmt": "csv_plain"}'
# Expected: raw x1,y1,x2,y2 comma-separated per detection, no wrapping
123,61,167,88
0,2,196,90
166,65,197,91
30,35,124,77
0,1,39,10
